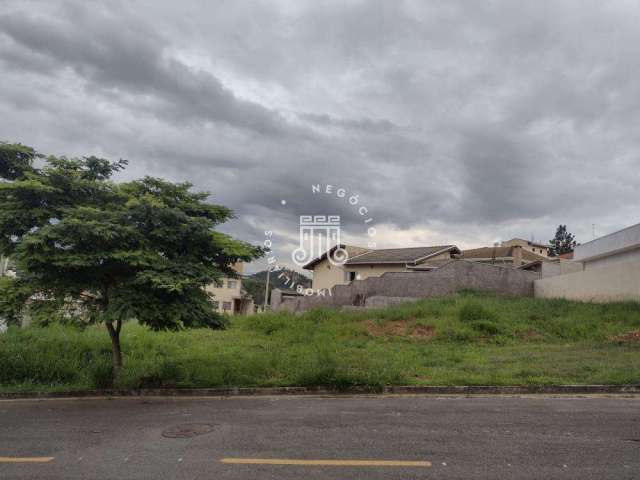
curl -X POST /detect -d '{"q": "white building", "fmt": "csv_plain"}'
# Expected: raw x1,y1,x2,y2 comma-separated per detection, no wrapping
535,222,640,302
572,222,640,270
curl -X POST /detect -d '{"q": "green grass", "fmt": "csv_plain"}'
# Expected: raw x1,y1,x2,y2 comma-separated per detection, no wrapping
1,292,640,392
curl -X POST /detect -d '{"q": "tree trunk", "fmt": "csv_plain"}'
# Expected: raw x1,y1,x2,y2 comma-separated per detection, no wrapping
106,320,123,373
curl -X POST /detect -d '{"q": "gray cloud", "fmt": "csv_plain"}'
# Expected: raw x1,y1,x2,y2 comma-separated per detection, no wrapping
2,0,640,271
0,3,295,137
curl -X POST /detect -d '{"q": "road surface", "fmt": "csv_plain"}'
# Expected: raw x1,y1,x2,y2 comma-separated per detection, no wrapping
1,394,638,479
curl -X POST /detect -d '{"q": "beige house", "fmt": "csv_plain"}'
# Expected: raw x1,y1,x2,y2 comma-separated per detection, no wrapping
460,244,549,268
204,263,254,315
501,238,551,257
304,244,460,291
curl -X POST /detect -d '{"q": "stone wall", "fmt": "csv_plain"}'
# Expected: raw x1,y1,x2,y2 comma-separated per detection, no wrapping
272,260,538,312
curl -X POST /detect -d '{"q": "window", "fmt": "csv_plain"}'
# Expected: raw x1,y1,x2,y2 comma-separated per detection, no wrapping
227,280,237,289
344,271,357,282
212,301,220,310
222,301,232,311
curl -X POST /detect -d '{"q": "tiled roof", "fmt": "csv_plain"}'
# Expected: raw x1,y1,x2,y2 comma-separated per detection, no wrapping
407,259,456,270
461,246,512,259
460,246,547,262
344,245,459,265
505,237,552,248
303,244,370,269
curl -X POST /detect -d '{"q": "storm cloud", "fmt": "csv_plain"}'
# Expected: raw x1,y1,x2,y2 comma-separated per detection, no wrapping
1,0,639,271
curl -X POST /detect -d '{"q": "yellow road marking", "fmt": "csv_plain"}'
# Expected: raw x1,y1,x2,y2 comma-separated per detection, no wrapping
0,457,54,463
220,458,431,467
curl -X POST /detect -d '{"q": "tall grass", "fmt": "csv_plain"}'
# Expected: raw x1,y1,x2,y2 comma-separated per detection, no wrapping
1,293,639,391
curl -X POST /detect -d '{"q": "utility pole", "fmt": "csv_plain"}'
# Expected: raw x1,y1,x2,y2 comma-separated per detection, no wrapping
592,224,596,240
263,267,271,311
0,254,7,277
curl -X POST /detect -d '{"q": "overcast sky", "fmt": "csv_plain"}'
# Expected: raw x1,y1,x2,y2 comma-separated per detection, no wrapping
2,0,639,272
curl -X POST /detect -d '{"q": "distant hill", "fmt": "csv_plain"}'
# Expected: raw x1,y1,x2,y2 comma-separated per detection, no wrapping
242,268,311,305
249,268,311,289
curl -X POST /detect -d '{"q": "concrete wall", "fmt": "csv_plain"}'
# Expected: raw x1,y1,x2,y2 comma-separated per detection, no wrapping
583,248,640,270
273,260,538,312
541,259,584,278
534,259,640,302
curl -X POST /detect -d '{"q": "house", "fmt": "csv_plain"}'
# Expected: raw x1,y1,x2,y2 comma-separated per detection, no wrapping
204,263,254,315
535,221,640,302
501,238,551,257
304,244,460,291
460,244,548,268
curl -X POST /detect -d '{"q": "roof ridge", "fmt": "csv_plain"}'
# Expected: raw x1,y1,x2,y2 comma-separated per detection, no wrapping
367,244,454,251
344,245,459,265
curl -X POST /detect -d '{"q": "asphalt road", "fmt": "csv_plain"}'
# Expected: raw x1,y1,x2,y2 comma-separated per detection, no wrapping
1,394,639,479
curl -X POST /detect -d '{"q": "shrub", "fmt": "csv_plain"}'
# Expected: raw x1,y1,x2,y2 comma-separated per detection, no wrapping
89,358,114,389
458,301,497,323
470,320,503,336
441,325,476,343
243,312,293,335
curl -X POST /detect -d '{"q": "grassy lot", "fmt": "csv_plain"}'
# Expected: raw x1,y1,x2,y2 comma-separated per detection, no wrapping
1,292,639,392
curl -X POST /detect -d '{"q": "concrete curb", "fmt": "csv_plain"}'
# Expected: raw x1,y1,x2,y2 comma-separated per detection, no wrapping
1,384,639,399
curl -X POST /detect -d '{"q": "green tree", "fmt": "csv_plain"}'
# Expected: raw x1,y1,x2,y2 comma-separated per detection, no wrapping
0,142,262,373
549,224,577,256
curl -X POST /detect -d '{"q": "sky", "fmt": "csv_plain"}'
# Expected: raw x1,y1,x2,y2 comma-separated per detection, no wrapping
1,0,639,273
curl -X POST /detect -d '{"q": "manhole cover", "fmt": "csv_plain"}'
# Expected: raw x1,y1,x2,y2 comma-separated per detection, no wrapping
162,423,214,438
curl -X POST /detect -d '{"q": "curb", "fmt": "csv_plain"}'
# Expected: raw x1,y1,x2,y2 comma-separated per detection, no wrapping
1,384,639,399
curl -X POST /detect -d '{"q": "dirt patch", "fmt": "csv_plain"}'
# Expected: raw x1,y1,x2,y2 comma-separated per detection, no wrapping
612,329,640,343
410,325,436,339
521,330,543,341
365,320,435,340
365,320,408,337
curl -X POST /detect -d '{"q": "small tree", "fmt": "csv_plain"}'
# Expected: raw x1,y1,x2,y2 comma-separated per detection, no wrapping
549,224,577,256
0,142,262,373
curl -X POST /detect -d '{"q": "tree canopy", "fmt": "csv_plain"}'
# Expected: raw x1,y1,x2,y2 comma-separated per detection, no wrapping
549,224,577,256
0,142,262,371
